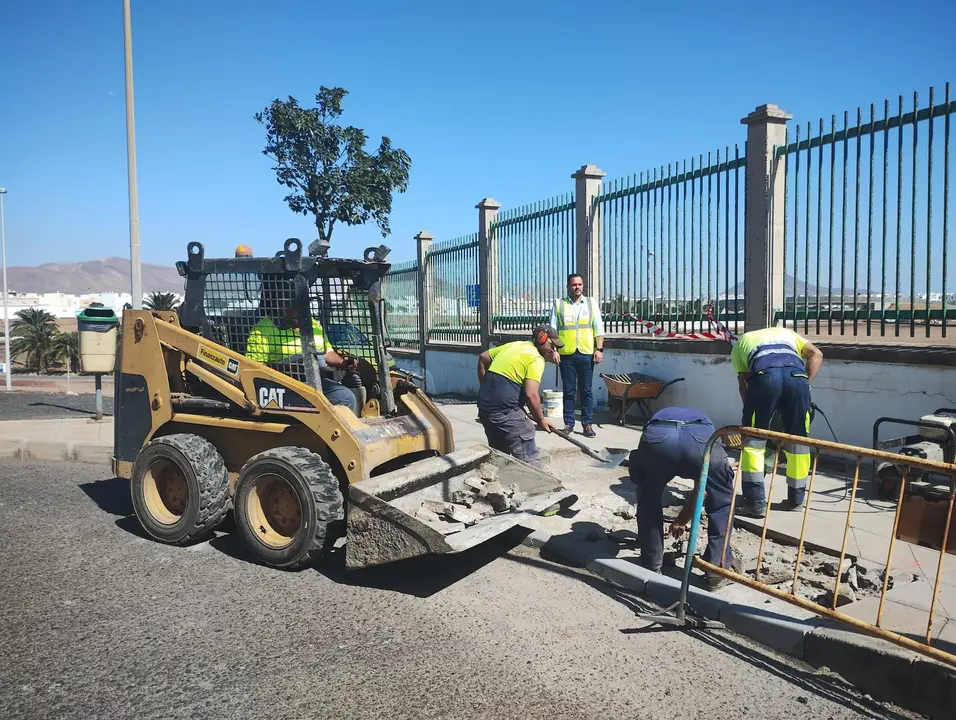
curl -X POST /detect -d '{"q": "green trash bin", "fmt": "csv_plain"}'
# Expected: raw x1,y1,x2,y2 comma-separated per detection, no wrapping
77,307,120,374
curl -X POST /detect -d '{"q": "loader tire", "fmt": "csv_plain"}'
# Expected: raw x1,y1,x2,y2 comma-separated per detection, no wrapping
130,433,230,545
234,447,344,570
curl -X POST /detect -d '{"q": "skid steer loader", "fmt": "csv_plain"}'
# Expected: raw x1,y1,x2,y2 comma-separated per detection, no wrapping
113,239,570,570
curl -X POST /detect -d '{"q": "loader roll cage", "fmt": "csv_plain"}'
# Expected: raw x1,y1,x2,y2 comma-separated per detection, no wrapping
176,238,397,414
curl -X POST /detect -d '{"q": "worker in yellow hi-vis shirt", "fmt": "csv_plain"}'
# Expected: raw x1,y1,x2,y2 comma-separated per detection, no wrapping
476,326,562,467
731,327,823,518
245,276,359,413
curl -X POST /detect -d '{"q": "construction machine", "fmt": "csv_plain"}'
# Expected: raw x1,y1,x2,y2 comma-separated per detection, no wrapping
113,239,570,570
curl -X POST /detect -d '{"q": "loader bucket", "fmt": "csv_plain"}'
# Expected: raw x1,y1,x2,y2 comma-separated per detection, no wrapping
345,444,572,569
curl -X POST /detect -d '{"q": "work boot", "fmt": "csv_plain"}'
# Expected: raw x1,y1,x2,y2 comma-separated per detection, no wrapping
787,487,807,511
582,425,596,438
736,498,767,519
706,556,743,590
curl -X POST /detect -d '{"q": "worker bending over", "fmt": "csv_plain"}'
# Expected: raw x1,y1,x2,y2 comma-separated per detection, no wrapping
476,326,561,466
628,407,740,588
245,276,358,413
731,327,823,517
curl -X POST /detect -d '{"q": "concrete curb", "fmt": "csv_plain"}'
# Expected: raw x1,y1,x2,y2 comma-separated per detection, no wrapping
0,439,111,466
522,529,956,719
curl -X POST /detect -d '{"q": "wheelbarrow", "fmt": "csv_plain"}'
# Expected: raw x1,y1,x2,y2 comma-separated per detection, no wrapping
599,372,685,426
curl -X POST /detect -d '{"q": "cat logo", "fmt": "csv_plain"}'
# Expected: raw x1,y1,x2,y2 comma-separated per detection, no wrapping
198,344,239,377
253,379,316,412
258,386,287,409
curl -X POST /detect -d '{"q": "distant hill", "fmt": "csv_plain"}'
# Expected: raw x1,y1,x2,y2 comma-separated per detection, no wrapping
7,258,182,294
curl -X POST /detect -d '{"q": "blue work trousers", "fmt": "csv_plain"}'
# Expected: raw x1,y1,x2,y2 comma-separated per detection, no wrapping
478,408,542,466
740,366,812,503
628,418,735,572
559,351,594,427
322,377,357,414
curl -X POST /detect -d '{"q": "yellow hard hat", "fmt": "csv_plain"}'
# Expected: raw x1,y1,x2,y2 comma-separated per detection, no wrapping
235,244,253,257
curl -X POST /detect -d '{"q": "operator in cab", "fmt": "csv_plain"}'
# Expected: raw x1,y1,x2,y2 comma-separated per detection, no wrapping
245,276,358,413
476,325,562,467
732,326,824,517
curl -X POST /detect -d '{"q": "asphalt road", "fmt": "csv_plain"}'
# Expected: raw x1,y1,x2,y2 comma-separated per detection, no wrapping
0,461,918,720
0,391,114,421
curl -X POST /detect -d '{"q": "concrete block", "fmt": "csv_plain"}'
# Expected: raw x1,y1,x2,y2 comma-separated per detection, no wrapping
23,441,72,463
73,444,112,465
910,657,956,720
683,585,728,621
804,622,919,709
641,571,684,607
0,439,24,460
538,533,598,568
720,603,816,657
522,530,552,550
587,558,649,595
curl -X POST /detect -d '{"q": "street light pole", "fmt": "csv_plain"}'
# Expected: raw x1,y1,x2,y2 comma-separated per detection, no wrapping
123,0,142,309
0,189,10,392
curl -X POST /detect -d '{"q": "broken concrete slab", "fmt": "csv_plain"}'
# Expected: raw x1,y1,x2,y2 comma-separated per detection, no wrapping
421,499,451,516
445,504,483,526
450,489,476,506
483,480,510,512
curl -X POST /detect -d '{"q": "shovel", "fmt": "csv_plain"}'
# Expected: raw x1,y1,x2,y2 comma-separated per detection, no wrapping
551,427,629,467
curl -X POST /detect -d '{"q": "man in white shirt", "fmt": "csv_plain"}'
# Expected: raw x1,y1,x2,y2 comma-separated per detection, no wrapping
549,273,605,438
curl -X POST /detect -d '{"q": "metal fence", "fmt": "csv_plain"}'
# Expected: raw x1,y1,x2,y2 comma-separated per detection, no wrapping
426,234,481,345
643,425,956,670
492,193,576,333
381,260,419,350
776,83,955,343
597,149,746,336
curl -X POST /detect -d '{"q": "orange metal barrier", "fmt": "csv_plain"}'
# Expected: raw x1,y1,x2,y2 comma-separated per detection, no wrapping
642,425,956,668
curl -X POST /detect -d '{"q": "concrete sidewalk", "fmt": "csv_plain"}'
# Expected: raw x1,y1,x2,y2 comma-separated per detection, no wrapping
0,417,112,464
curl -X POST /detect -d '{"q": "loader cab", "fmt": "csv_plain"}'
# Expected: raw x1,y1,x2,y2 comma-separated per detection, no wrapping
177,239,396,410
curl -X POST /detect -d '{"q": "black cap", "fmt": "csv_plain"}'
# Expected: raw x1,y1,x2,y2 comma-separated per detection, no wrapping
532,325,564,348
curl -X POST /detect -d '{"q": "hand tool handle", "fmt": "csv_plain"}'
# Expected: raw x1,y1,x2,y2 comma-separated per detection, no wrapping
552,428,608,462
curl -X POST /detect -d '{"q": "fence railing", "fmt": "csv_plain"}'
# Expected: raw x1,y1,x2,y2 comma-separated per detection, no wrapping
426,234,481,345
775,83,955,343
598,150,746,336
642,425,956,670
381,260,419,350
381,82,956,358
491,193,575,333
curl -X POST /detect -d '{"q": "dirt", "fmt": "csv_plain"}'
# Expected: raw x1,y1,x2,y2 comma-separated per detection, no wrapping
544,468,916,606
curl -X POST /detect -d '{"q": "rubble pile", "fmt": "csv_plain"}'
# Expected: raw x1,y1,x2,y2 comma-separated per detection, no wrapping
414,463,527,535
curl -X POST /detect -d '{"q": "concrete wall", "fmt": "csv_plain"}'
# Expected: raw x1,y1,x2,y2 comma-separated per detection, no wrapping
398,347,956,451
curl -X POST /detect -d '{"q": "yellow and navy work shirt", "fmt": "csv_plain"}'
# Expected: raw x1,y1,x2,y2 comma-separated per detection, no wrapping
731,327,809,375
245,316,325,364
478,341,546,413
549,296,605,355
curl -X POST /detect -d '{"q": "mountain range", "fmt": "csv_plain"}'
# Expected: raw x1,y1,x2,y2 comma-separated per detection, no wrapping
7,258,183,295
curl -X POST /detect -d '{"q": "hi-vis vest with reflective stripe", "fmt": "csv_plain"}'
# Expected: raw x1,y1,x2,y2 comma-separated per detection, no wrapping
245,317,325,364
554,297,596,355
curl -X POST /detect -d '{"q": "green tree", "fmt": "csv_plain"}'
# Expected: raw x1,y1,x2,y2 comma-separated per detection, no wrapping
255,87,411,245
10,308,58,373
52,331,80,372
144,292,181,311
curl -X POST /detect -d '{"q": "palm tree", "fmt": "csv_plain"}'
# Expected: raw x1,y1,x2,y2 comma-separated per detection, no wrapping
144,292,181,311
52,331,80,373
10,308,58,373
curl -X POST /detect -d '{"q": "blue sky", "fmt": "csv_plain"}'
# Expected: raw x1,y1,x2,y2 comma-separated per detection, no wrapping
1,0,954,270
